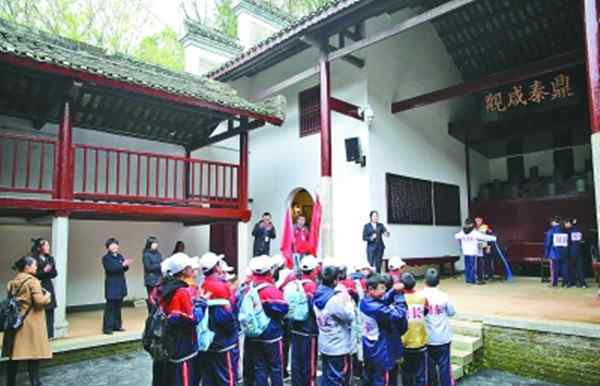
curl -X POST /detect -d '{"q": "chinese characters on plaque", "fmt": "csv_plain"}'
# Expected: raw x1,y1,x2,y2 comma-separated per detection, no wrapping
483,73,575,114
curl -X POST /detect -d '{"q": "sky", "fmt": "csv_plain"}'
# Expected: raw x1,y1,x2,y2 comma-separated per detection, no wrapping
146,0,186,36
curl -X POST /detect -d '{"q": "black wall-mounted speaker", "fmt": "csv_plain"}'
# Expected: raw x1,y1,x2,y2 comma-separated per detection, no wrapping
345,137,361,162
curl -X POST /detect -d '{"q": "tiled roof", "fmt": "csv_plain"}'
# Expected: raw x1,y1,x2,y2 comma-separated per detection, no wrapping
0,18,286,123
183,19,244,51
207,0,364,80
239,0,297,24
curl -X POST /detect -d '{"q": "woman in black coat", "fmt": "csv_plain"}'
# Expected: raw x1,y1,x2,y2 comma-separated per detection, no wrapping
142,236,162,312
30,238,58,339
102,238,131,335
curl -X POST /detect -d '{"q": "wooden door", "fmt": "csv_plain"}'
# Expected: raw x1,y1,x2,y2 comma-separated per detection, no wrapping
209,222,238,272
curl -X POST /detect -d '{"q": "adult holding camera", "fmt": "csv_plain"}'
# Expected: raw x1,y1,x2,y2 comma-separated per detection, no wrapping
2,255,52,386
362,210,390,273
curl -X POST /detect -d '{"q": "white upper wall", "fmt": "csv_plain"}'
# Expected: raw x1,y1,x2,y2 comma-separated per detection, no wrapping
232,0,287,49
365,11,469,258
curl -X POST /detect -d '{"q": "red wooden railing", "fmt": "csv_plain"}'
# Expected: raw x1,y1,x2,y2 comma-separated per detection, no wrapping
0,132,56,194
73,144,240,207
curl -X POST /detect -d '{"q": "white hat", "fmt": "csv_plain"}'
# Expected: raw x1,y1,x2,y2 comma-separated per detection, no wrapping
220,260,235,273
163,253,198,276
249,255,273,275
388,256,406,270
299,255,318,271
199,252,224,273
271,254,286,268
322,257,345,269
356,261,374,271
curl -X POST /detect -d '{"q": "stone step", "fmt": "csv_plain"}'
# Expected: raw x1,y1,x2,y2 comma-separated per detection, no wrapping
451,319,483,337
452,363,464,380
452,334,483,352
451,347,473,366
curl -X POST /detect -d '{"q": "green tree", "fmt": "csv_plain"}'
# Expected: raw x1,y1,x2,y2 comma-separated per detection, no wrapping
215,0,237,39
0,0,151,55
133,26,185,72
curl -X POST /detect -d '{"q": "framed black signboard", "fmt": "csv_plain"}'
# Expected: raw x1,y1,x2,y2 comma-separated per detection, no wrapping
433,182,461,226
386,173,433,225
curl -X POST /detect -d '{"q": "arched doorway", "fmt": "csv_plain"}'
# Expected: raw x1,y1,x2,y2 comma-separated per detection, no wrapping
288,188,314,226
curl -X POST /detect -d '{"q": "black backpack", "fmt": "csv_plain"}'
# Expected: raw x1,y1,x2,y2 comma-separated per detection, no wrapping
142,304,170,362
0,278,32,332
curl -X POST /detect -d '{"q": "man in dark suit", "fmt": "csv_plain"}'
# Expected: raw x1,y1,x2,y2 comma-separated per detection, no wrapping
252,212,277,256
362,210,390,273
102,238,131,334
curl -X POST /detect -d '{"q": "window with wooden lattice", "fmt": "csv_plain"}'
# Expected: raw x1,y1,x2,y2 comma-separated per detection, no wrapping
298,85,321,137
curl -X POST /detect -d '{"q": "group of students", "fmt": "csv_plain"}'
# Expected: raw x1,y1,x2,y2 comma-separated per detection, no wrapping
143,248,457,386
544,216,587,288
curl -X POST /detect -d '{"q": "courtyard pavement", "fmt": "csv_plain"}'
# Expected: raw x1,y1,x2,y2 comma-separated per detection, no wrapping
23,350,568,386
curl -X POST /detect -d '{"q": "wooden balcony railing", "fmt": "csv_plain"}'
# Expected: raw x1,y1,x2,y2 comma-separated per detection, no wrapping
0,132,56,194
0,132,243,209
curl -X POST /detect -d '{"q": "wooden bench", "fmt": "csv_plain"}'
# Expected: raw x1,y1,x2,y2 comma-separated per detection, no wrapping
393,256,460,277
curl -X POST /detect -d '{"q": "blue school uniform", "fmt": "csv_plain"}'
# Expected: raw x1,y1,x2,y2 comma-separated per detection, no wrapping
359,289,408,386
544,225,569,286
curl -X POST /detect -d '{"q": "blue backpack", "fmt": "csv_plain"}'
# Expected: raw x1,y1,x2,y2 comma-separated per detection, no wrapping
238,283,270,338
283,279,310,322
197,299,230,352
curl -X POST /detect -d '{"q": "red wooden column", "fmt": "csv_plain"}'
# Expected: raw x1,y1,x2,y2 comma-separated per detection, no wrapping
584,0,600,134
184,148,191,200
319,47,334,258
239,119,249,210
53,99,74,200
583,0,600,250
320,54,332,177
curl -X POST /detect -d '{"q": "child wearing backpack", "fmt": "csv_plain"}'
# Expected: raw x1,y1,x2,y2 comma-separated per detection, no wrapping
158,253,207,386
359,273,408,386
314,265,356,386
423,269,455,386
285,255,319,386
198,252,239,386
400,272,429,386
242,255,289,386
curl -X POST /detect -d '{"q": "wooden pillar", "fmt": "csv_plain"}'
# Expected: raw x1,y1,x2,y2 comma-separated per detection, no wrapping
184,148,191,199
319,47,334,258
583,0,600,251
320,53,332,177
239,119,249,210
54,99,74,200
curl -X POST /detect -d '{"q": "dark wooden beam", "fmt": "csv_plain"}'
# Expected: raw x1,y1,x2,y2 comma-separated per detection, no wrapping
195,119,265,148
331,97,364,121
392,50,584,113
300,36,365,69
320,46,332,177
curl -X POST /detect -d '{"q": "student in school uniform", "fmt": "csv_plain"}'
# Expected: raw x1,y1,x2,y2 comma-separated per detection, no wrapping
198,252,239,386
544,216,570,287
423,269,456,386
454,218,497,285
313,265,356,386
287,255,319,386
246,256,289,386
387,256,407,284
564,218,588,288
400,272,428,386
359,273,408,386
159,253,207,386
102,238,132,335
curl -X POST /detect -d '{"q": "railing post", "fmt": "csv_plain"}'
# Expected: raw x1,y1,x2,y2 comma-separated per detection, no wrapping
239,118,249,210
184,148,191,200
53,99,74,200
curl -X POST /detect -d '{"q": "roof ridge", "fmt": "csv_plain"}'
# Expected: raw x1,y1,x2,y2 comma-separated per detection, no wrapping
0,17,286,122
207,0,359,79
183,18,244,51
